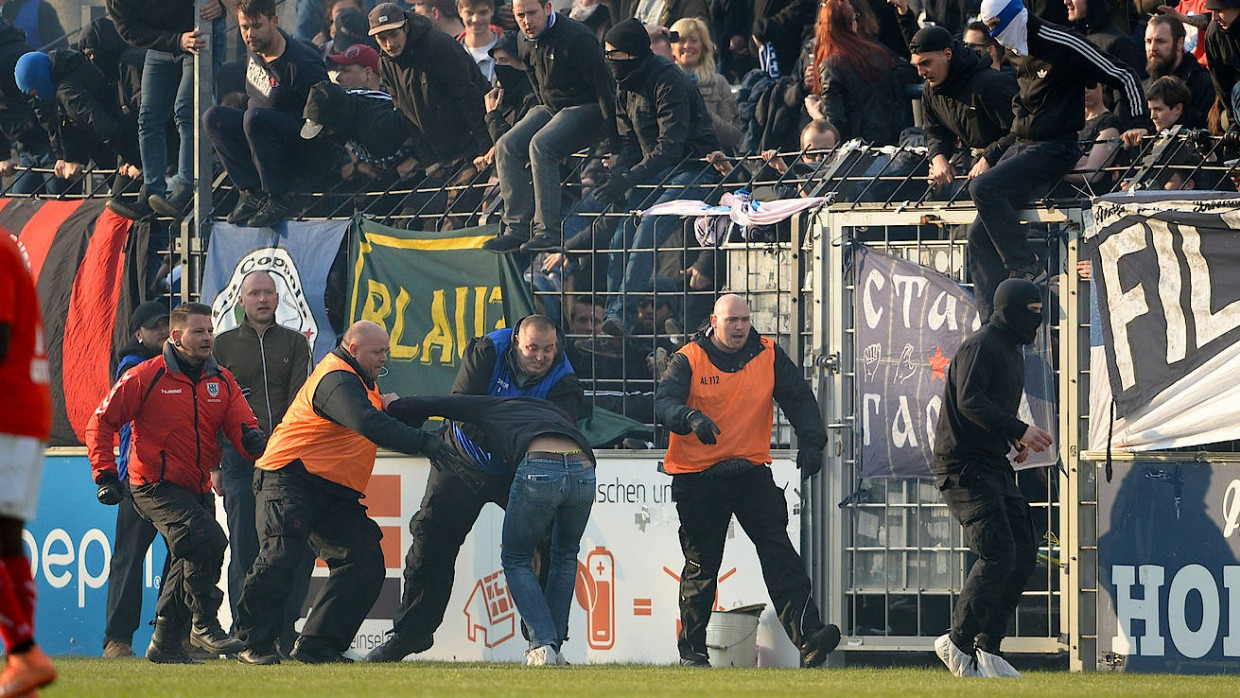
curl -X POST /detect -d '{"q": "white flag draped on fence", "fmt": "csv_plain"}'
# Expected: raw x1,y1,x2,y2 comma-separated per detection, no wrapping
1086,191,1240,451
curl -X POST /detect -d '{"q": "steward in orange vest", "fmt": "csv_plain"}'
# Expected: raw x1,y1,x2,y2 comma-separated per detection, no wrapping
654,294,838,668
233,321,449,666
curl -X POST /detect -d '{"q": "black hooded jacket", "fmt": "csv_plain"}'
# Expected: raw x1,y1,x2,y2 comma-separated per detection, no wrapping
613,54,721,184
34,49,139,165
105,0,193,55
998,14,1150,147
0,20,48,161
1071,0,1143,77
304,81,417,170
78,17,144,116
485,62,537,144
921,42,1018,165
931,281,1041,475
377,10,490,165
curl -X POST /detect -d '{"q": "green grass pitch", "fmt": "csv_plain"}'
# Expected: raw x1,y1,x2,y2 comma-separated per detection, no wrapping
37,658,1240,697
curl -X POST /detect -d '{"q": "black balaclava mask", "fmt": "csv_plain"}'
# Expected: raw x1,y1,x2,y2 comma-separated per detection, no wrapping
604,18,651,82
991,278,1043,345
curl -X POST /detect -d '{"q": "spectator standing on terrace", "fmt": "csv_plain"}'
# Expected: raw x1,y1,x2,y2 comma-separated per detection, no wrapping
369,3,491,192
413,0,466,35
964,21,1011,74
105,0,200,221
457,0,501,81
931,278,1052,679
670,16,742,148
1144,14,1214,116
752,0,815,77
2,0,64,51
326,8,377,54
203,0,332,228
480,0,615,254
367,315,583,663
99,301,169,659
212,271,312,653
1205,0,1240,123
1065,0,1144,76
620,0,708,29
233,321,449,665
655,294,838,668
87,303,261,664
903,26,1017,194
970,0,1149,320
810,0,917,145
0,231,58,696
569,0,612,42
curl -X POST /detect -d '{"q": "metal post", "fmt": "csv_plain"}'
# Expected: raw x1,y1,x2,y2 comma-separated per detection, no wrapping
186,9,216,303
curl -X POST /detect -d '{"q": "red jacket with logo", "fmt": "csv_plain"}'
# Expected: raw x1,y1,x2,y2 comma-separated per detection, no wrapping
86,342,258,494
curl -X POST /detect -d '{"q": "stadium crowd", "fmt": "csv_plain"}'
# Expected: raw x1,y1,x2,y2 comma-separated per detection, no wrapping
3,0,1240,689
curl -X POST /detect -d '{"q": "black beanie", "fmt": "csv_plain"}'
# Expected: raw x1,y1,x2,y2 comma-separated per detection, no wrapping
605,18,651,59
908,25,952,54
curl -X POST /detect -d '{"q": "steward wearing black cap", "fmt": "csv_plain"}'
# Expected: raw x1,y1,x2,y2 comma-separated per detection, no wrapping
1205,0,1240,124
930,278,1053,678
907,26,1017,193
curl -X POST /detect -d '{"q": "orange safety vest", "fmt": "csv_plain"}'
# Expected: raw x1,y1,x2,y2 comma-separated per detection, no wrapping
257,352,382,492
664,337,776,474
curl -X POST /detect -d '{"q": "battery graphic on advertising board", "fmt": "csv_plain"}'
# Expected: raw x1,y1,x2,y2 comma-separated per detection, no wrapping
577,546,616,650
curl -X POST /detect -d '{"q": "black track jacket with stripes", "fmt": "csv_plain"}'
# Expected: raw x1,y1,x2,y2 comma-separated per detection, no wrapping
998,15,1151,149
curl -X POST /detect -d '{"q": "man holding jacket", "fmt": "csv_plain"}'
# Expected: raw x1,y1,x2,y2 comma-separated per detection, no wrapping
87,302,265,664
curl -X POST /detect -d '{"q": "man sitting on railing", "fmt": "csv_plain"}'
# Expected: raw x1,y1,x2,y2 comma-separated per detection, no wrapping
202,0,334,229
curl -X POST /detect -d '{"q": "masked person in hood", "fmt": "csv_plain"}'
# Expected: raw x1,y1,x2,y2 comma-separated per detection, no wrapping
930,278,1053,679
559,18,721,340
474,31,538,170
0,19,58,196
480,0,615,254
366,314,584,663
1204,0,1240,124
904,25,1018,195
967,0,1150,321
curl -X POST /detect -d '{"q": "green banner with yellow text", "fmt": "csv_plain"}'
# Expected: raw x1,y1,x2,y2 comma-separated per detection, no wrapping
349,218,535,398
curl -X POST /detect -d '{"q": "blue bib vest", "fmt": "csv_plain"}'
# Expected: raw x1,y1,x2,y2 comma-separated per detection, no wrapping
453,328,575,474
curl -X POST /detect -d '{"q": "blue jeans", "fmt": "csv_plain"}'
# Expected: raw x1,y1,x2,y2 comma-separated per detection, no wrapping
139,50,195,196
496,104,603,238
967,136,1078,320
500,454,595,650
606,166,716,326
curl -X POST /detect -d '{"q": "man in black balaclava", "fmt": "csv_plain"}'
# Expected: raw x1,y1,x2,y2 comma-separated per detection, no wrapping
930,278,1053,679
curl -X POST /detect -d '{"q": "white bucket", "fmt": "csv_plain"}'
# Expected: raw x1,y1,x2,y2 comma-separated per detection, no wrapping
705,607,762,667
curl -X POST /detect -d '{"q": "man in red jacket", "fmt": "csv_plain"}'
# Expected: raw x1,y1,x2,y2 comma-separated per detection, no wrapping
87,302,267,664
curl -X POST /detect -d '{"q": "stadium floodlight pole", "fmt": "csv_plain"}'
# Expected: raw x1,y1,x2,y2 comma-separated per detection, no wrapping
188,11,216,303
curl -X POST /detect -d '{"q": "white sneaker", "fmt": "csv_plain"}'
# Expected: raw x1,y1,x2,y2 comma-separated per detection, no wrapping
934,634,981,677
525,645,559,666
976,649,1021,678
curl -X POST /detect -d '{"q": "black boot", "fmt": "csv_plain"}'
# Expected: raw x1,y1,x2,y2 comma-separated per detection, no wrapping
146,618,200,664
190,618,245,655
149,182,195,218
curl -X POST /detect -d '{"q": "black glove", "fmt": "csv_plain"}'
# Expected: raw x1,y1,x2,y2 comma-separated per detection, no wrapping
421,435,453,465
96,472,123,506
797,447,823,479
687,410,721,445
241,423,268,457
598,173,630,207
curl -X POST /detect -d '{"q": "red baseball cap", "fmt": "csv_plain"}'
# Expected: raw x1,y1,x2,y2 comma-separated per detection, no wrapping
327,44,380,73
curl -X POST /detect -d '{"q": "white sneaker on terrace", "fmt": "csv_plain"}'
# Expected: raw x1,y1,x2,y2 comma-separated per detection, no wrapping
934,634,981,677
976,649,1021,678
526,645,559,666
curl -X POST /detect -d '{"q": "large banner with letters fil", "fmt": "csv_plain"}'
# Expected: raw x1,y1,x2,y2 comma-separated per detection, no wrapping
853,245,1056,478
1087,192,1240,451
348,219,534,399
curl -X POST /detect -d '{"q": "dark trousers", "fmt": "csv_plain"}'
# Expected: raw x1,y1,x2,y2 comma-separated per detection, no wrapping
672,466,824,659
103,485,159,646
202,106,329,195
236,461,383,654
391,463,515,639
967,137,1078,320
938,464,1037,654
219,445,314,638
130,481,228,629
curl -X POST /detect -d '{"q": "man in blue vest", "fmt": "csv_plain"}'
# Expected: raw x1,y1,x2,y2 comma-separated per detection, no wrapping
366,313,583,662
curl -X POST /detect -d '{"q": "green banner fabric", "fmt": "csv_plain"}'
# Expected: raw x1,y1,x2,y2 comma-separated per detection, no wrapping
349,218,535,398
